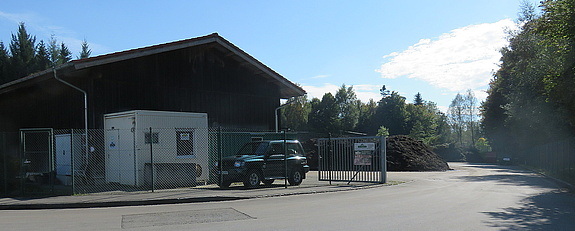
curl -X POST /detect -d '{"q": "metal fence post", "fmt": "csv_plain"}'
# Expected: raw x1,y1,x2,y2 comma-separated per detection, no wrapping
2,133,5,195
328,133,332,185
283,130,288,188
380,136,387,184
149,127,154,192
218,126,222,186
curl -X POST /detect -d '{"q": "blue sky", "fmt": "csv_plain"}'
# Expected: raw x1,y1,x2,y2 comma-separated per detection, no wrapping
0,1,539,112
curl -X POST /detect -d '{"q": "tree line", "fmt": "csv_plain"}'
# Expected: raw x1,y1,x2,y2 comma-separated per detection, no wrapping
0,23,92,85
482,0,575,156
282,84,480,148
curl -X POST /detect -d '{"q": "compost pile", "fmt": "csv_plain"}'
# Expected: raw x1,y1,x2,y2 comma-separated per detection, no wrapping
386,135,450,171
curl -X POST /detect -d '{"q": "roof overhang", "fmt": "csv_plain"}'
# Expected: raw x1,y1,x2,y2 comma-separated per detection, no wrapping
0,33,306,98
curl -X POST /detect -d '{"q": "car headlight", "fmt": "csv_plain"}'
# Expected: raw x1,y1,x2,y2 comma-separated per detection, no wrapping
234,161,245,168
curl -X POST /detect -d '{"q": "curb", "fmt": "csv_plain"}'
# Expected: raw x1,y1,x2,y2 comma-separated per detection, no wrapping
0,196,246,210
0,183,387,210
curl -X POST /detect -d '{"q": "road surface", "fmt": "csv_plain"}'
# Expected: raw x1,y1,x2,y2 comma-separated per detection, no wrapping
1,163,574,230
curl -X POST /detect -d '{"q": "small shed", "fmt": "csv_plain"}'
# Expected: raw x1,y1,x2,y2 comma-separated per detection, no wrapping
104,110,208,187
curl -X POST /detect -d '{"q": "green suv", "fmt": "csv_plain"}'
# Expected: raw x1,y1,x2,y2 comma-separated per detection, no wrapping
216,140,310,188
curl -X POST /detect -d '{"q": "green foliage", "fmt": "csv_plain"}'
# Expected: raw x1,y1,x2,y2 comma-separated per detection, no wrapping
482,0,575,158
413,92,424,106
373,86,409,135
282,84,452,145
474,138,492,153
334,84,360,132
308,93,339,134
356,99,377,133
9,22,36,80
377,126,389,136
78,39,91,59
35,40,51,71
281,95,311,131
0,42,10,84
0,23,82,85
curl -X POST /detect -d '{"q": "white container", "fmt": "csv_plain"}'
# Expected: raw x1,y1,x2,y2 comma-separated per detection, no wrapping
104,110,208,187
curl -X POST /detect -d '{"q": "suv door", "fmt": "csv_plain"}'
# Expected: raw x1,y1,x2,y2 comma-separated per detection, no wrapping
263,142,285,178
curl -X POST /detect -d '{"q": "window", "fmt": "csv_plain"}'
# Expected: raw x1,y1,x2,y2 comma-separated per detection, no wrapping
176,130,194,156
286,143,304,156
145,132,159,144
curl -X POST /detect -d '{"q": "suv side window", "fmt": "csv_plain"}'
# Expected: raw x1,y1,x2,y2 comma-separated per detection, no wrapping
268,143,284,155
286,143,304,157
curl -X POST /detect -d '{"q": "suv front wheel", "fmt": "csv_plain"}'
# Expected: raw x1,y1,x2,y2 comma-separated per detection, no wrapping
288,169,304,186
244,169,262,188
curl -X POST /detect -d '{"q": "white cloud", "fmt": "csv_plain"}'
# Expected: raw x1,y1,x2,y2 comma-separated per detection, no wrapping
302,83,339,100
0,10,111,57
302,83,381,103
311,74,330,79
376,19,517,92
353,84,382,103
0,11,36,24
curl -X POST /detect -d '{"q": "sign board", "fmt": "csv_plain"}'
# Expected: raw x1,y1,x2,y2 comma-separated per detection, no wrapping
353,143,375,165
354,143,375,151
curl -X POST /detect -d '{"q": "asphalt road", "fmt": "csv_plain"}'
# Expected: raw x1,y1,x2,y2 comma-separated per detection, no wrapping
1,163,574,230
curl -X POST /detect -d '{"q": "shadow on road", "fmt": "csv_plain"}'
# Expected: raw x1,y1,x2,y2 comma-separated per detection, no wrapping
456,164,562,189
482,190,575,230
454,163,575,230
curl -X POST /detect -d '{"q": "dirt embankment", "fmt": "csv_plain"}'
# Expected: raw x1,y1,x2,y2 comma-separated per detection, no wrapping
386,135,450,171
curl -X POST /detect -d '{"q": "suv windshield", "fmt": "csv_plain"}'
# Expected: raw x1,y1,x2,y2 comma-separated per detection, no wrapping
237,142,269,155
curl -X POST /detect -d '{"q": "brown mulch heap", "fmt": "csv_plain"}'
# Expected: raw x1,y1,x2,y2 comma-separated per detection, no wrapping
386,135,450,171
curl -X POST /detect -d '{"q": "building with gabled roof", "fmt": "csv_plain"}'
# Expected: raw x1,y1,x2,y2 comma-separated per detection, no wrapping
0,33,305,131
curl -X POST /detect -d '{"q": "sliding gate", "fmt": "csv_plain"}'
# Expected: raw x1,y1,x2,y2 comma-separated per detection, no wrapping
318,136,386,184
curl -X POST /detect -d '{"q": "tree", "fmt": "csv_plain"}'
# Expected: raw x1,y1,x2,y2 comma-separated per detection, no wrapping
9,22,36,79
59,42,72,64
535,0,575,128
463,89,478,145
308,93,339,134
0,42,10,84
35,40,51,71
413,92,424,106
482,0,575,158
334,84,360,132
281,95,311,131
377,126,389,136
372,85,409,135
48,35,59,66
78,39,91,59
356,99,377,133
448,93,465,147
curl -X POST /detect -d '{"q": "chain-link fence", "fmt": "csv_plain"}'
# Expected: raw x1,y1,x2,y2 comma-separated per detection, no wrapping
1,128,307,196
0,132,19,196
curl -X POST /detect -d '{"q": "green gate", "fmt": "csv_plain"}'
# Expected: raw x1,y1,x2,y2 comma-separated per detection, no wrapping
20,128,55,195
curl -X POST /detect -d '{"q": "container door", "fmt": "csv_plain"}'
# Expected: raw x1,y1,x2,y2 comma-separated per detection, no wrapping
118,128,135,185
55,134,72,185
105,129,120,183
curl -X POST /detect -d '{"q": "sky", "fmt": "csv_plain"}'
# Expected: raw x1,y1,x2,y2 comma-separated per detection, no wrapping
0,1,539,112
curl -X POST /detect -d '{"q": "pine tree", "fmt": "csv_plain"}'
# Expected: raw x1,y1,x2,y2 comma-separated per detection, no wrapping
48,35,59,66
9,22,36,79
414,92,424,106
35,40,51,71
0,42,10,84
78,39,91,59
59,42,72,64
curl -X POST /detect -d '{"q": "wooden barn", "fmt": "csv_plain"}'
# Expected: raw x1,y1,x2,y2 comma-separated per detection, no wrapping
0,33,305,132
